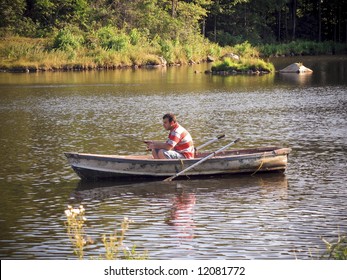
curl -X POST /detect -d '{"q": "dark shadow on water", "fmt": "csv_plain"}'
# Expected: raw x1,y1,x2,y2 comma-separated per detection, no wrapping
69,172,289,202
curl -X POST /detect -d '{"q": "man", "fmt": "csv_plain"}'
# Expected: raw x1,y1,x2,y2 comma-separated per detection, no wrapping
145,113,194,159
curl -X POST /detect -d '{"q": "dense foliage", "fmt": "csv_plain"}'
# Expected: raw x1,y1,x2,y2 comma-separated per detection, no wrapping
0,1,346,71
1,0,346,45
205,0,347,45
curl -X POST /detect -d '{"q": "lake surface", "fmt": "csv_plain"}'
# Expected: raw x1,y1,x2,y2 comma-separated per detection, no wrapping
0,55,346,259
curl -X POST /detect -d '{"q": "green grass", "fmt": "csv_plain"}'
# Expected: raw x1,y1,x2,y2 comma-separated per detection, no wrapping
210,41,274,74
211,57,274,73
259,41,347,57
0,31,272,73
2,34,340,73
0,30,224,71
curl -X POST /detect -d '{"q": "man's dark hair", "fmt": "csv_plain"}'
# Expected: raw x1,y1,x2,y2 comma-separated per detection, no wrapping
163,113,177,123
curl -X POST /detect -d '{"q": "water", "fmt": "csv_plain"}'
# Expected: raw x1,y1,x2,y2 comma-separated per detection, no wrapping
0,55,346,259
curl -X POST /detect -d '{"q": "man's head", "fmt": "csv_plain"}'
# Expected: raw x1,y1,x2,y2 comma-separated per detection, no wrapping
163,113,177,130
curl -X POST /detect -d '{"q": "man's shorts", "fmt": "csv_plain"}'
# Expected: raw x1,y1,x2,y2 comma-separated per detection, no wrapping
163,150,185,159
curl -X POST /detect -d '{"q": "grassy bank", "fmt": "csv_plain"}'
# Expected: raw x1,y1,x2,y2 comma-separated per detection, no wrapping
259,40,347,57
0,28,226,72
0,29,272,73
1,32,345,73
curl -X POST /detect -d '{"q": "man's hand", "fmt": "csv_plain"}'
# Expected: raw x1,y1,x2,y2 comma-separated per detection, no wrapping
144,141,155,150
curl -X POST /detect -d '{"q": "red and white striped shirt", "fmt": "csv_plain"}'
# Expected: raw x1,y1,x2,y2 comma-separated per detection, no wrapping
166,123,194,159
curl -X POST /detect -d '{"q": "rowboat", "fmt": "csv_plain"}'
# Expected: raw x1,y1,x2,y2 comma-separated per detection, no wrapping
64,146,291,181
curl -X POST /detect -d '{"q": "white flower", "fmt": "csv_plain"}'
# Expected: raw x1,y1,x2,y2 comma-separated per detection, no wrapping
64,209,72,217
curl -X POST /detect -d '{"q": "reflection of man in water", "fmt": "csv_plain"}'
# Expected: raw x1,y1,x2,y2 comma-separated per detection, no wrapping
166,186,196,239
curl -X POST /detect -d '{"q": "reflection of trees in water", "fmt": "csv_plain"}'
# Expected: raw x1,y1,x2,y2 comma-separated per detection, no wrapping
166,185,196,239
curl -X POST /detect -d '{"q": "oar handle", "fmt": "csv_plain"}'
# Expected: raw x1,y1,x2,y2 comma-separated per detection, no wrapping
213,138,240,155
164,138,240,182
196,134,225,151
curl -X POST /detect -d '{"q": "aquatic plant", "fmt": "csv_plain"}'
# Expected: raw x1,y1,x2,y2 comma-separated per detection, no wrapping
101,217,147,260
64,205,90,259
320,234,347,260
64,205,147,260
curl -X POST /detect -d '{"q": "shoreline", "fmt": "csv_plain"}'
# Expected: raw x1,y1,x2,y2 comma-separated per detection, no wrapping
1,50,346,74
1,53,346,74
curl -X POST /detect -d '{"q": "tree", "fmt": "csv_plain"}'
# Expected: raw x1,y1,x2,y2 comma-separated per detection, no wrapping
0,0,26,33
0,0,346,43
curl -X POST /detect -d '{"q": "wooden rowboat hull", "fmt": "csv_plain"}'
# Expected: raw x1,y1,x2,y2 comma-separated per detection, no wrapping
64,147,291,181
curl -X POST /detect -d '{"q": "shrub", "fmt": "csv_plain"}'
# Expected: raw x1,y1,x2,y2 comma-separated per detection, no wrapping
159,39,174,63
129,28,141,46
53,28,83,51
97,26,129,51
233,41,259,58
211,57,274,73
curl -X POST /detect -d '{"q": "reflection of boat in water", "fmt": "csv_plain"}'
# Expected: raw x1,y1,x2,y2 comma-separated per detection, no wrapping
70,179,178,201
65,147,291,180
70,173,288,202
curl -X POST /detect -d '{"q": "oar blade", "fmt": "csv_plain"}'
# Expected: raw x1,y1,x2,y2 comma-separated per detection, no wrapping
163,176,175,182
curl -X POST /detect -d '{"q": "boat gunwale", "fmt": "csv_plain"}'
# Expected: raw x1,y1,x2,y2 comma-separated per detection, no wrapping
65,147,291,164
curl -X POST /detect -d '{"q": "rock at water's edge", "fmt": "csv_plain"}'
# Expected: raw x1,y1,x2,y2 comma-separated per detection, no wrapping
279,63,313,73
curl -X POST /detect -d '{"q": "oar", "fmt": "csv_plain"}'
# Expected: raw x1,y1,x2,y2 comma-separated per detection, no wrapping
195,134,225,152
122,134,224,150
163,138,240,182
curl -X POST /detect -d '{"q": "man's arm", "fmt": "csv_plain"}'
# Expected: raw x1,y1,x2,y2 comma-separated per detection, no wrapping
145,141,173,151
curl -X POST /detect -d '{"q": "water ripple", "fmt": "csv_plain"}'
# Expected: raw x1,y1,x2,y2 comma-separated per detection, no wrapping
0,68,346,259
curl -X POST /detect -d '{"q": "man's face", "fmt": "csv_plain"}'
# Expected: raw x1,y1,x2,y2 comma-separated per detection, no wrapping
163,118,174,130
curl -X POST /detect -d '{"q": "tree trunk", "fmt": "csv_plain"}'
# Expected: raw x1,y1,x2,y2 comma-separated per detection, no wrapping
318,0,321,42
214,14,217,42
291,0,297,40
172,0,176,17
285,7,287,40
338,5,341,42
278,9,281,41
